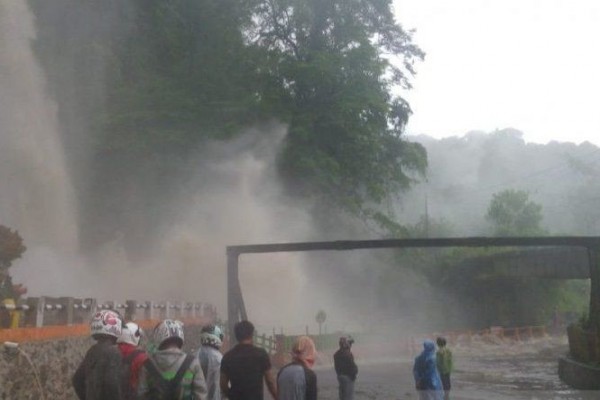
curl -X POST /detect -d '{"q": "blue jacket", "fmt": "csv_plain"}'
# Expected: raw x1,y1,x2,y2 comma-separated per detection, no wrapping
413,340,442,391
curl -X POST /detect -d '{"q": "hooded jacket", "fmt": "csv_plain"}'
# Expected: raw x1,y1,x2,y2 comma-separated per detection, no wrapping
413,340,442,391
72,341,123,400
137,348,208,400
333,348,358,381
198,345,222,400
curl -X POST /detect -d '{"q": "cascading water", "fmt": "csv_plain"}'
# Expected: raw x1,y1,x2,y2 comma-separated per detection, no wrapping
0,1,78,277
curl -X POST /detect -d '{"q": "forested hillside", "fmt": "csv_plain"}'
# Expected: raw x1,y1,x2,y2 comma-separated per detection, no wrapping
399,129,600,237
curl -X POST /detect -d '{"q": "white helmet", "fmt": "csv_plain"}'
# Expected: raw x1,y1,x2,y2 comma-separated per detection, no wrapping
90,310,122,339
154,319,184,349
200,325,224,349
118,322,143,346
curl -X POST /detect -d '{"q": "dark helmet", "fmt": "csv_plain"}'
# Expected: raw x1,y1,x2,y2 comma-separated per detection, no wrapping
339,336,354,349
200,325,224,348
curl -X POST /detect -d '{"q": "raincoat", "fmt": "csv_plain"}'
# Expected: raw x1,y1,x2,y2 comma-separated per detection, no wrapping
413,340,443,400
137,348,208,400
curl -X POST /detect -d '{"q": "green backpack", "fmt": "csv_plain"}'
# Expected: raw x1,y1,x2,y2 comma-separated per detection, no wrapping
143,354,194,400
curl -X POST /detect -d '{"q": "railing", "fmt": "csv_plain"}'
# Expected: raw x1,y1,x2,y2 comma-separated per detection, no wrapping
260,325,551,367
430,325,548,345
253,332,278,354
0,296,216,328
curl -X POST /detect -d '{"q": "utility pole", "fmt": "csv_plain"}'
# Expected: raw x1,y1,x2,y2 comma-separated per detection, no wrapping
424,181,430,238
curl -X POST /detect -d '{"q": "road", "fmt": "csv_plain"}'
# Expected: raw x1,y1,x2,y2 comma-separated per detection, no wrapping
308,336,598,399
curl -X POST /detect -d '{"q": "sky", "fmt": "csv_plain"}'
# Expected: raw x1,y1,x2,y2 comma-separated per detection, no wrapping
392,0,600,146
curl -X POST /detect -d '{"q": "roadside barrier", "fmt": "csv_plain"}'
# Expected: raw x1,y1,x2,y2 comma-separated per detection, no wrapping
0,296,217,343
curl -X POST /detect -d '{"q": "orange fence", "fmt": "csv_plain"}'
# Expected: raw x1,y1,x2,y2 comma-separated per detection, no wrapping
0,295,218,344
0,316,214,344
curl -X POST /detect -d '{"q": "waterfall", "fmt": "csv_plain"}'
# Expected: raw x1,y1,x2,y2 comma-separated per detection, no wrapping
0,1,78,252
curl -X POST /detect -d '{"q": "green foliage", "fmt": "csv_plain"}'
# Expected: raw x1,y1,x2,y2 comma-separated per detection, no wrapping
250,0,427,223
0,225,26,268
486,189,545,236
98,0,264,155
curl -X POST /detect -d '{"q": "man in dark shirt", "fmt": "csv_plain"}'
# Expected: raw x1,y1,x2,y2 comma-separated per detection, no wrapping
220,320,277,400
334,336,358,400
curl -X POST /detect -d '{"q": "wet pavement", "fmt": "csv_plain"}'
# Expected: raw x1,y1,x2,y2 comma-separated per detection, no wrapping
310,336,599,399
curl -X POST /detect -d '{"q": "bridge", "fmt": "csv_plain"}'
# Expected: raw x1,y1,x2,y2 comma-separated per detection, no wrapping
456,246,590,279
226,236,600,335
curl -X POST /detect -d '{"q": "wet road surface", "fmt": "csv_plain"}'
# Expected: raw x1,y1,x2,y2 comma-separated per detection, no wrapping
310,336,599,399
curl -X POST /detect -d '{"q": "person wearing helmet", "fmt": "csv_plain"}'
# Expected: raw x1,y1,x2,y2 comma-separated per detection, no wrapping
197,324,224,400
72,309,124,400
117,322,149,399
220,320,277,400
334,336,358,400
137,319,208,400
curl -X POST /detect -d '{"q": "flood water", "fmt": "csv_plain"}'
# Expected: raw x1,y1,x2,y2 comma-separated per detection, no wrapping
312,336,599,399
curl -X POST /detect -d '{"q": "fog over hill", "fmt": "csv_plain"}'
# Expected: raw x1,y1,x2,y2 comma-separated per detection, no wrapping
398,128,600,236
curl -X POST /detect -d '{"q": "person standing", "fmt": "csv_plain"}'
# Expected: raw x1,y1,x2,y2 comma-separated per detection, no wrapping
413,340,443,400
72,310,124,400
137,319,207,400
198,324,224,400
277,336,317,400
436,337,453,400
117,322,148,400
333,336,358,400
220,320,277,400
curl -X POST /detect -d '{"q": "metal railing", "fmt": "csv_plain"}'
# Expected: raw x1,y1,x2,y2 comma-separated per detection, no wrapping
0,296,216,328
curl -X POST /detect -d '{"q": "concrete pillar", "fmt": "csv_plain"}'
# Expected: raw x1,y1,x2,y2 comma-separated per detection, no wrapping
25,297,44,327
58,297,75,325
125,300,137,321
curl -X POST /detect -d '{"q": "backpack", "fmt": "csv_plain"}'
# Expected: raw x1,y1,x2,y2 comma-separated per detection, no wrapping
144,354,195,400
121,349,145,400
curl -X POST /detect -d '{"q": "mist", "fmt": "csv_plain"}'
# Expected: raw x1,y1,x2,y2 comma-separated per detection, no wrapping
0,0,396,334
1,1,593,340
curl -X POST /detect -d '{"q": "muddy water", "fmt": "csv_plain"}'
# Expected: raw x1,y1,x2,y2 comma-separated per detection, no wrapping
311,336,599,399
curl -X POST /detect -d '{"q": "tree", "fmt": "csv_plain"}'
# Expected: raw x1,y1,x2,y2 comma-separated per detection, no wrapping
0,225,26,268
250,0,427,226
486,189,545,236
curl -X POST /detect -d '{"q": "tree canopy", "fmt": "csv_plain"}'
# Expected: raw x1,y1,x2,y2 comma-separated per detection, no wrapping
486,189,545,236
0,225,26,269
250,0,427,221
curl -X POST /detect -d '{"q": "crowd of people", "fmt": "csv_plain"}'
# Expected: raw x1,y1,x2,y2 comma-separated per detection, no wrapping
71,310,453,400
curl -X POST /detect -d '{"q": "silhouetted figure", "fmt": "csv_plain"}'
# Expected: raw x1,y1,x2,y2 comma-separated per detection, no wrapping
220,320,277,400
436,337,453,400
137,319,207,400
117,322,148,400
334,336,358,400
72,310,124,400
413,340,443,400
277,335,317,400
198,324,224,400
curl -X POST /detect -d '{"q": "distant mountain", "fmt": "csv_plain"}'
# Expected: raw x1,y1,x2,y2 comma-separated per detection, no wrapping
397,129,600,236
